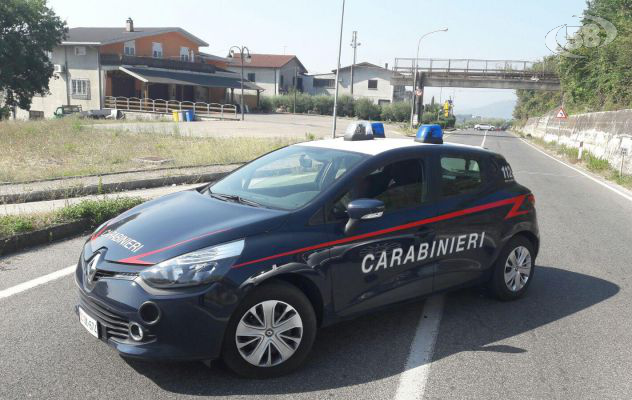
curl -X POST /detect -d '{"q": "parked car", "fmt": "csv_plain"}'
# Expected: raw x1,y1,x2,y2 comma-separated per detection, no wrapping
75,125,539,378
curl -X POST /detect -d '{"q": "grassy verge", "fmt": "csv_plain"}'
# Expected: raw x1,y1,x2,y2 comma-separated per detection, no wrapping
516,131,632,191
0,117,299,183
0,197,144,239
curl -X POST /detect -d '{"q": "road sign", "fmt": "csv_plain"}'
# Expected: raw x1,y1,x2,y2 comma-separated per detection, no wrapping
415,89,423,97
556,107,568,119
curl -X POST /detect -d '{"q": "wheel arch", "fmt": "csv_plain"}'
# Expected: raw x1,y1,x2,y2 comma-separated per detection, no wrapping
266,274,325,328
513,230,539,258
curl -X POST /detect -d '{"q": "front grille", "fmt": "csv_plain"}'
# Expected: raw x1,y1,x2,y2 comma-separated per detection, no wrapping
93,270,138,281
78,292,155,343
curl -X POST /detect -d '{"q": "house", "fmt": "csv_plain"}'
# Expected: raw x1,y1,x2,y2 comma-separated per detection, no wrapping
306,62,405,105
226,54,308,96
17,18,261,119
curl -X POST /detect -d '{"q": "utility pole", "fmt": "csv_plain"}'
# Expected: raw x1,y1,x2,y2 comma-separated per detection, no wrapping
350,31,360,96
332,0,346,138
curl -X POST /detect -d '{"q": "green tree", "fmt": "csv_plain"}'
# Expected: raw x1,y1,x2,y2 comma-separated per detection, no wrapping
0,0,66,117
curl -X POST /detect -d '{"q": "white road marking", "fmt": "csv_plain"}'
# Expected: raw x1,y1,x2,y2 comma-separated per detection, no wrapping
0,265,76,300
394,294,445,400
480,130,488,148
518,136,632,203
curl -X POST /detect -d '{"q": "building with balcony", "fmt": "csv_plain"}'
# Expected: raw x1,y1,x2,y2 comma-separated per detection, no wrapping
17,19,261,119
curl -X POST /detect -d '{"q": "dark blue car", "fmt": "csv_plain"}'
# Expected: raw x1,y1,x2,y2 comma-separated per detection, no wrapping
75,128,538,378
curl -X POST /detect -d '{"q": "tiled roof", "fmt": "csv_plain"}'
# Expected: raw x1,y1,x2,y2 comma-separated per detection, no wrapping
229,53,307,72
63,27,208,46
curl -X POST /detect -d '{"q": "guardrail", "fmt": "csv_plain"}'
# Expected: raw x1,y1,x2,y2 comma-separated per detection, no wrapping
104,96,238,120
393,58,558,80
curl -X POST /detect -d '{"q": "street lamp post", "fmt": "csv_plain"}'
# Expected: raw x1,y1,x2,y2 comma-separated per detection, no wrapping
409,28,448,130
228,45,251,121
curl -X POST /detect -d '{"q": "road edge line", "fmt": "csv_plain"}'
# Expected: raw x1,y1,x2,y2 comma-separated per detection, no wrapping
394,294,445,400
0,265,76,300
517,136,632,203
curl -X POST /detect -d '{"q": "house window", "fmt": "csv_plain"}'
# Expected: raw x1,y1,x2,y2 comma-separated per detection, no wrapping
152,42,163,58
74,46,86,56
314,78,335,88
280,75,284,86
71,79,90,99
247,73,256,82
368,79,378,90
124,40,135,56
180,46,189,61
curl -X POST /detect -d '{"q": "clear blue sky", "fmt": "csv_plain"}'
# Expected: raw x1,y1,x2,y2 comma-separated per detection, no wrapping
48,0,588,117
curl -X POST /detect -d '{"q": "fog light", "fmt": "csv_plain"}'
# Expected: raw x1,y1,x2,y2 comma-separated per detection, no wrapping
138,301,161,325
129,322,144,341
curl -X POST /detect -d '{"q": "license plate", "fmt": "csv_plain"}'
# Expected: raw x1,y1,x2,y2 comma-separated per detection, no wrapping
79,307,99,339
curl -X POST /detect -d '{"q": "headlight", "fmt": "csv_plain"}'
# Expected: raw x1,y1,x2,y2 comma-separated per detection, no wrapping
140,239,244,289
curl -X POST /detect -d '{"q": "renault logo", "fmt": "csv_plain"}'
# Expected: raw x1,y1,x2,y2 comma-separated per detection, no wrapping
87,253,101,283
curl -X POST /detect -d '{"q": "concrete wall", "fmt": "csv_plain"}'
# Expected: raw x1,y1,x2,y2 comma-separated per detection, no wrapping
521,109,632,174
16,45,103,119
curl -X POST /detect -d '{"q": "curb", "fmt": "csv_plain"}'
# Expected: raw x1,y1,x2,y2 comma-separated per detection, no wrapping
0,219,91,257
1,169,236,205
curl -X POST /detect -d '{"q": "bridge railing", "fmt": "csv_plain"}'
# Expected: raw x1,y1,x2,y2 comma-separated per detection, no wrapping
103,96,238,120
393,58,558,80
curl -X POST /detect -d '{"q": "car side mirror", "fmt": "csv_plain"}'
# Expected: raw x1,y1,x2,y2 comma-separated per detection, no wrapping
345,198,384,235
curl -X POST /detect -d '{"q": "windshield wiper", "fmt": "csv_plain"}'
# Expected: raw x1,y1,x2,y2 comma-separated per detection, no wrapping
208,191,265,208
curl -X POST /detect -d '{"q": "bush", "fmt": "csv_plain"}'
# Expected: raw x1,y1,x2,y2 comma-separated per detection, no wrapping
257,96,273,113
57,197,144,228
312,95,334,115
337,95,355,117
354,98,381,120
381,102,410,122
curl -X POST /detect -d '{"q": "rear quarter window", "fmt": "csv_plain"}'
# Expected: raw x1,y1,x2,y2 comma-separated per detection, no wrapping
490,155,515,185
440,156,483,196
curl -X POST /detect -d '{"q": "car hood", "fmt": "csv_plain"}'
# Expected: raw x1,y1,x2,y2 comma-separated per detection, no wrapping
85,190,288,266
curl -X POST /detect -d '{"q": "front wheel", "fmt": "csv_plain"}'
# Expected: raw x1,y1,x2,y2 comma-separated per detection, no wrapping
221,281,317,378
489,236,535,301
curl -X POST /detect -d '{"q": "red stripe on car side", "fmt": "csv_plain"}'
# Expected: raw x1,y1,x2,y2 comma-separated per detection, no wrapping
231,195,529,269
116,228,230,265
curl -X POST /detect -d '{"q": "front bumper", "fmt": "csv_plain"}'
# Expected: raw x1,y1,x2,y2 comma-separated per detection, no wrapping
74,262,237,361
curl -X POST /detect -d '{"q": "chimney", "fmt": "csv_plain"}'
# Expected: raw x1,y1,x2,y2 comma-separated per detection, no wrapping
126,18,134,32
385,62,389,70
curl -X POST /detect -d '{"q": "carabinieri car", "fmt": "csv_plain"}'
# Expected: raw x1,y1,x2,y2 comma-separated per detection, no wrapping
75,123,539,378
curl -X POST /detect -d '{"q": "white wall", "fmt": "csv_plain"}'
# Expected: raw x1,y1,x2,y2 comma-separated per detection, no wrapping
16,45,102,119
309,66,398,104
226,66,278,96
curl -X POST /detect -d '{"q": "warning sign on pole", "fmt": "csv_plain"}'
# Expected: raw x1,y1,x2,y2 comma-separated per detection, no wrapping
556,107,568,119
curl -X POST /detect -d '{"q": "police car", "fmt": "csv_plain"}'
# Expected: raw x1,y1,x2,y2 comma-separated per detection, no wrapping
75,122,538,378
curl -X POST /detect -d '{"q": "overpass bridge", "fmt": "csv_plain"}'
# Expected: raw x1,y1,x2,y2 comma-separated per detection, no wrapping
392,58,560,91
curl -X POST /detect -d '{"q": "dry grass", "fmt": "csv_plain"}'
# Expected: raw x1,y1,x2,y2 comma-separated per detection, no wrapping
0,118,298,183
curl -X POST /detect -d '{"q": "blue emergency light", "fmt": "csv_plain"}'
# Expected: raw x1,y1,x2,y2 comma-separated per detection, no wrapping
371,122,385,138
415,124,443,144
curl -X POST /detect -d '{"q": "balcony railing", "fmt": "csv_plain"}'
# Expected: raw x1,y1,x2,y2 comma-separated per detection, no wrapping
104,96,238,120
100,54,218,74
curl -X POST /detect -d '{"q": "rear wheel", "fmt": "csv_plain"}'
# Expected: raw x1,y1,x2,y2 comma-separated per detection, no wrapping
489,236,535,301
221,281,317,378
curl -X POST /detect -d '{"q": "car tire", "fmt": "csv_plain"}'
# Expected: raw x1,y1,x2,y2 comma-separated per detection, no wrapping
221,281,317,378
489,236,535,301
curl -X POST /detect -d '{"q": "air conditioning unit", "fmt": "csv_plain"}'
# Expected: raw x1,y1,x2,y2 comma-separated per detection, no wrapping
53,64,65,73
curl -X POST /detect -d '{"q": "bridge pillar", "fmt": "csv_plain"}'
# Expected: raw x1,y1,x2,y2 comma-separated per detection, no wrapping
416,72,425,126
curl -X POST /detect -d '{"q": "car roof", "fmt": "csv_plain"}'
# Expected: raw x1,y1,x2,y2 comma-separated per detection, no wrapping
297,137,494,157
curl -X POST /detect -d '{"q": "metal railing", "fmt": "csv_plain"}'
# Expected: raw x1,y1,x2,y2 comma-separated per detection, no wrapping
393,58,559,81
104,96,238,119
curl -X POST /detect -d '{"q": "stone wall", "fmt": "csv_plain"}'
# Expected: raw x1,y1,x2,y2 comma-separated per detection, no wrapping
520,109,632,174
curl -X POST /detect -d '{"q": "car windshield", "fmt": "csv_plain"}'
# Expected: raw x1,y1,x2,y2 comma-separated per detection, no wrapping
209,145,367,210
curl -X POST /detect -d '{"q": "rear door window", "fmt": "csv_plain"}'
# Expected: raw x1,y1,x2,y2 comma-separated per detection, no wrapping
440,156,482,196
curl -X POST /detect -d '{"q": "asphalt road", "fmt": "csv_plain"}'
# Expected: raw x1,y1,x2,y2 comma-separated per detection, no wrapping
1,129,631,399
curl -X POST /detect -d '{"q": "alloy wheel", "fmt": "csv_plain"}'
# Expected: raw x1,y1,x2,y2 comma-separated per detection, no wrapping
235,300,303,367
504,246,532,292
